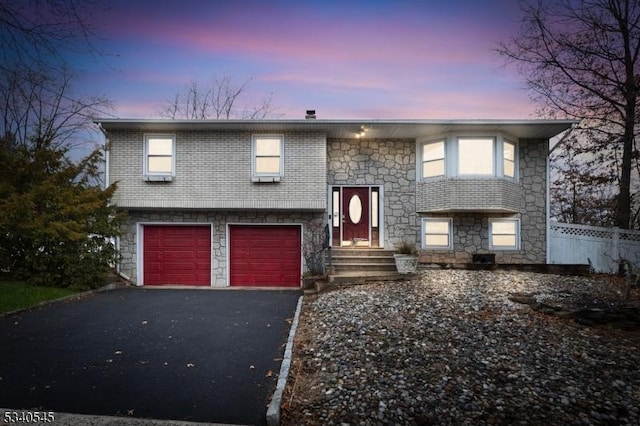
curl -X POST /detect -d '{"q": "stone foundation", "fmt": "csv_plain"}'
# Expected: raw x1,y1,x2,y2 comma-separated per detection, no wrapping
418,213,545,264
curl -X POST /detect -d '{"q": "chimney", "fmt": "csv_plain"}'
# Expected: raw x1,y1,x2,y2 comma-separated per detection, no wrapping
305,110,316,119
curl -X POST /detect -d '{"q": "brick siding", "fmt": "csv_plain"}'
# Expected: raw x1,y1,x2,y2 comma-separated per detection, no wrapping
108,131,326,210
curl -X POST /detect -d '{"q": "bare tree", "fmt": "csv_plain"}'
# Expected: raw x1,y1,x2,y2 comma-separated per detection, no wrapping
160,75,280,120
550,132,618,225
242,94,278,119
0,65,111,152
0,0,103,71
498,0,640,229
0,0,114,151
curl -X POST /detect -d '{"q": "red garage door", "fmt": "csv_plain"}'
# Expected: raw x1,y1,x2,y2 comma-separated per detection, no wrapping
144,225,211,286
229,225,301,287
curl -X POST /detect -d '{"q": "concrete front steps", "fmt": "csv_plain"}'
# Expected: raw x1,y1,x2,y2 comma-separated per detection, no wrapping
326,247,416,284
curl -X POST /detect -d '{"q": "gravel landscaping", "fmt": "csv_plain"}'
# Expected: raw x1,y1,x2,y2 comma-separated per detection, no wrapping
281,270,640,425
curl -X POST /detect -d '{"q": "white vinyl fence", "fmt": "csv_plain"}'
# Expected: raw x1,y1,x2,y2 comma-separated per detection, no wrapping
549,222,640,273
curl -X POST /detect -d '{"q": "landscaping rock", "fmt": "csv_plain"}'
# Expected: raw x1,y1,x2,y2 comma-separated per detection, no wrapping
281,270,640,425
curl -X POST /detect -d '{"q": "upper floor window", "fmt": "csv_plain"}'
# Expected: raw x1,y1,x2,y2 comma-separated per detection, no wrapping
144,134,175,179
489,218,520,250
418,135,518,181
458,138,494,175
422,140,445,178
503,140,516,178
252,135,283,180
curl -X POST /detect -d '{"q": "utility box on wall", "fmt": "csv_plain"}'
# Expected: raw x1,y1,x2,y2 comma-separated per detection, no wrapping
472,253,496,264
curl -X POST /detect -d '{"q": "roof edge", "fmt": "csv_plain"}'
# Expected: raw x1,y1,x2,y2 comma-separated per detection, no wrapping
94,118,578,140
94,118,579,125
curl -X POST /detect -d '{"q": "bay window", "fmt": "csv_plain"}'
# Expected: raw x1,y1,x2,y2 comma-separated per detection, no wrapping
422,140,445,178
418,135,518,180
458,138,494,175
503,140,516,178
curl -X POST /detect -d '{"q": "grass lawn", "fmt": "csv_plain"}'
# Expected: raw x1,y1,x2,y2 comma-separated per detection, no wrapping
0,281,80,314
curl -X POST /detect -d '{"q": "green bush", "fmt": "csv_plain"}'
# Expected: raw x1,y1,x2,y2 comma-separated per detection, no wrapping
0,138,123,290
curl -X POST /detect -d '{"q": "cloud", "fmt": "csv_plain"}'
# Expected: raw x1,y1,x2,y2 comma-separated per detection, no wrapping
94,0,533,119
103,0,511,67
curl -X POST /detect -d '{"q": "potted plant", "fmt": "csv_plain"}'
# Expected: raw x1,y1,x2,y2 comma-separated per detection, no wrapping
393,240,418,274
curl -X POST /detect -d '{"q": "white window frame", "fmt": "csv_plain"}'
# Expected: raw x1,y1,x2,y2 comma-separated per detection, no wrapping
502,139,518,180
489,218,520,250
420,140,446,179
332,189,341,228
252,134,284,182
417,134,519,181
371,188,379,228
143,134,176,181
422,217,453,250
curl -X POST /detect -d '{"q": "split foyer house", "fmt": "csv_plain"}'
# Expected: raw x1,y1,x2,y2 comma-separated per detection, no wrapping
96,117,575,287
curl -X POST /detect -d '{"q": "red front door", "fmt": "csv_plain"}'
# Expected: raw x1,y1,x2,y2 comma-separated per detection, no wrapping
342,187,369,244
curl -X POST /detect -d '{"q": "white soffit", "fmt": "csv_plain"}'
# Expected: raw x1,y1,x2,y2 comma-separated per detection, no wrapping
96,119,577,140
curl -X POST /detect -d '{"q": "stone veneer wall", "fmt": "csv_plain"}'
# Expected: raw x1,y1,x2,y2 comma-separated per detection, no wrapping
327,139,418,248
119,210,325,286
418,213,539,264
518,138,548,263
419,138,548,264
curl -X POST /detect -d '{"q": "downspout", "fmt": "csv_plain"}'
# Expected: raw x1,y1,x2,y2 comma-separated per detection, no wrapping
104,142,110,190
97,123,110,189
546,124,578,264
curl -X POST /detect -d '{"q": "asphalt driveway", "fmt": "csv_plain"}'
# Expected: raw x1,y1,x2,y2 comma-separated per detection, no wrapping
0,288,301,425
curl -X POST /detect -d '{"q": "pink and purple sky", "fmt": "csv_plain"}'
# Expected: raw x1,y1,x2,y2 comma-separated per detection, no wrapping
78,0,534,120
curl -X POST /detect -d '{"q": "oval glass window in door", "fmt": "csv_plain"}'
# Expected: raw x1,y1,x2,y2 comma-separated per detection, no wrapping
348,194,363,224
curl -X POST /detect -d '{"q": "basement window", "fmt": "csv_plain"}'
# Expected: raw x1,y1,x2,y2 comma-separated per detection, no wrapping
489,218,520,250
422,218,453,249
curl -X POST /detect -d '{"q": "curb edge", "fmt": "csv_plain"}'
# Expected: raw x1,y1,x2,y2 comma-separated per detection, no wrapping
266,295,304,426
